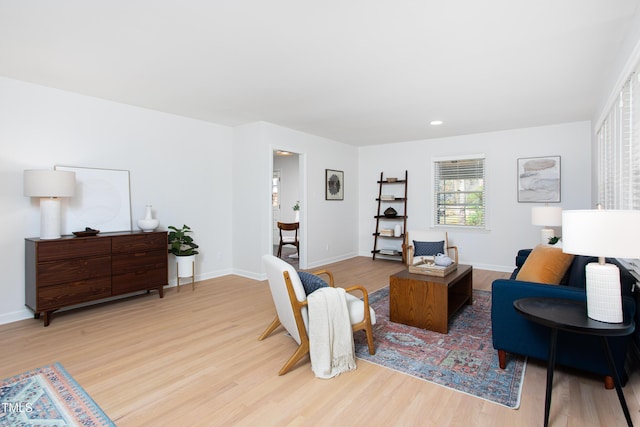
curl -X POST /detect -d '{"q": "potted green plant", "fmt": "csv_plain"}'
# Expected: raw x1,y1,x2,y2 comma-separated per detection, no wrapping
548,236,561,247
293,201,300,222
168,224,199,278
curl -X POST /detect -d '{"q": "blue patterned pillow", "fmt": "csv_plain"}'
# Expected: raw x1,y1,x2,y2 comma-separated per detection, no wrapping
298,272,329,295
413,240,445,257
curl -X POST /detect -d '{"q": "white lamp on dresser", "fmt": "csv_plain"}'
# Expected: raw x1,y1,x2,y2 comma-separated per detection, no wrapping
24,169,76,239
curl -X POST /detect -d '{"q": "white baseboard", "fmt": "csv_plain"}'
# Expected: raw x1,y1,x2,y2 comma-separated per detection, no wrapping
463,262,513,273
0,308,33,326
232,269,265,281
168,268,234,287
305,252,359,270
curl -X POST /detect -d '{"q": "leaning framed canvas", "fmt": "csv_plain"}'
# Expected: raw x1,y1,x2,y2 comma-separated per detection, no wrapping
325,169,344,200
54,165,132,234
517,156,561,202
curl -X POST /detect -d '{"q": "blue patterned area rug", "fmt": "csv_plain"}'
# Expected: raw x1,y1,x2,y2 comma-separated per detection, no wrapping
354,287,526,409
0,362,115,427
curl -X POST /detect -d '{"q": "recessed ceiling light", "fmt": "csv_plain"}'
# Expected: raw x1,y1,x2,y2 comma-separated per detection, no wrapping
430,120,443,126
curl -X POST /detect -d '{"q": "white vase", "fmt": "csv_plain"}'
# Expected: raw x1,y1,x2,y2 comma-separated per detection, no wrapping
137,205,159,232
295,210,300,222
176,254,195,278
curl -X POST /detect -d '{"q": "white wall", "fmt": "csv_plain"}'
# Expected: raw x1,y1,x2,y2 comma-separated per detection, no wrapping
0,78,613,324
232,122,359,277
0,76,234,324
274,153,300,223
358,121,592,271
594,6,640,130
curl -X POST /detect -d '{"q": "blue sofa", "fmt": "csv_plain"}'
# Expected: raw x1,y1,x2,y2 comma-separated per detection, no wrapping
492,249,637,387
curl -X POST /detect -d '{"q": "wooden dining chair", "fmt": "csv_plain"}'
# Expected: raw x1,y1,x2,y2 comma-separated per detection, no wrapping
277,221,299,258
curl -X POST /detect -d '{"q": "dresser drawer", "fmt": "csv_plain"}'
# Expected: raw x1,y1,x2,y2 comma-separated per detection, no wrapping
37,278,111,311
111,233,166,254
112,250,167,274
112,267,167,295
37,256,111,287
37,238,111,261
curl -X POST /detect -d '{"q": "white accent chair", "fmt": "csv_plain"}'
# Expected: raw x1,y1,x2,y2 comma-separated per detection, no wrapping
404,230,458,266
259,254,376,375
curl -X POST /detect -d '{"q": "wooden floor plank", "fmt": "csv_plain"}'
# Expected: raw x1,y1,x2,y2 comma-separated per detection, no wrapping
0,256,638,426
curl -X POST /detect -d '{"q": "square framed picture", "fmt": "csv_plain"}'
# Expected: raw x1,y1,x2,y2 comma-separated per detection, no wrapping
325,169,344,200
54,165,133,234
517,156,561,202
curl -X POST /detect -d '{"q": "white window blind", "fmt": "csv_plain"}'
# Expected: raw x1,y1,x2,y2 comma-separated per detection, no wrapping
597,66,640,210
433,156,486,227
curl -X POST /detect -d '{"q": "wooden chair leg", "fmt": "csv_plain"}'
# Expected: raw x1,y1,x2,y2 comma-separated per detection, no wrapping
365,324,375,355
258,316,281,341
279,341,310,376
498,349,506,369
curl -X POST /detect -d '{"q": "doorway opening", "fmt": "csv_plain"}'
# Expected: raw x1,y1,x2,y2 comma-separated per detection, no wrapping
272,150,302,269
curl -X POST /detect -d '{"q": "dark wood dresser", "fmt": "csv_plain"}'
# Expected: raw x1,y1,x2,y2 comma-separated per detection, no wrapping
25,231,168,326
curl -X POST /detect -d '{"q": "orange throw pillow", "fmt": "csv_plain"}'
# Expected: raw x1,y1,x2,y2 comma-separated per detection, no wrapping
516,244,574,285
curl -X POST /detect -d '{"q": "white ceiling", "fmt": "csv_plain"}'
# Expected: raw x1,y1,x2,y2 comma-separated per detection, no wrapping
1,1,638,145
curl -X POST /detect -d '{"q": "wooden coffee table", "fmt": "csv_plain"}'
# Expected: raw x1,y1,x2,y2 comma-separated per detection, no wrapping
389,264,473,333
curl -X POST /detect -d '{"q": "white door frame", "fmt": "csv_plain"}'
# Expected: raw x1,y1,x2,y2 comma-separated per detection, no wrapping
270,148,307,269
272,169,282,242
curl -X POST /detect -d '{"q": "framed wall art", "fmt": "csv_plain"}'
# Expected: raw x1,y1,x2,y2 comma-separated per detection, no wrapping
55,165,132,234
325,169,344,200
517,156,561,203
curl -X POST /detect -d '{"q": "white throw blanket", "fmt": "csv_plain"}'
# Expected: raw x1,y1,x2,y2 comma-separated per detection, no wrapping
307,287,356,379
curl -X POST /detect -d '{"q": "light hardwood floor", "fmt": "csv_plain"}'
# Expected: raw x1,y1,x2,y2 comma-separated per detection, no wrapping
1,257,639,426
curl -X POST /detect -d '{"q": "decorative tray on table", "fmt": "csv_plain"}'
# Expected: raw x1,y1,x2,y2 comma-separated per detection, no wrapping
408,260,458,277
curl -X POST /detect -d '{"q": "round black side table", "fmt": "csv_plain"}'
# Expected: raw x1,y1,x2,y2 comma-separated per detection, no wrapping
513,297,635,427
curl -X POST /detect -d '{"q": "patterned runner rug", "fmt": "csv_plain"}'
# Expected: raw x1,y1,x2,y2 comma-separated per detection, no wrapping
354,287,526,408
0,362,115,426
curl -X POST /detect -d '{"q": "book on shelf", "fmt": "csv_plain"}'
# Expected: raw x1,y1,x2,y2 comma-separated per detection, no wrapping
379,229,394,236
379,248,399,255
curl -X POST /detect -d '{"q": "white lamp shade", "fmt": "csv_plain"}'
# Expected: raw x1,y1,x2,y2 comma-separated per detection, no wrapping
24,169,76,198
561,209,640,323
562,209,640,259
531,206,562,226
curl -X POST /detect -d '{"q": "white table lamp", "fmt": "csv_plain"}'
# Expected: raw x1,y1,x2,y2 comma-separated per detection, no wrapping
562,209,640,323
532,206,562,245
24,169,76,239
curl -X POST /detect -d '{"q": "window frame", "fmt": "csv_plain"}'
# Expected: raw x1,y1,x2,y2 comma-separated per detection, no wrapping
597,69,640,210
596,65,640,274
432,154,487,229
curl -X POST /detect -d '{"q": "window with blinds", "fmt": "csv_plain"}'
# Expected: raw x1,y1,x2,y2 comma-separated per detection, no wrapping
597,65,640,210
433,156,486,227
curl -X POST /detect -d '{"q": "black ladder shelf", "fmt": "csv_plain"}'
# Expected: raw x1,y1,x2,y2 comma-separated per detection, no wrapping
372,170,408,261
